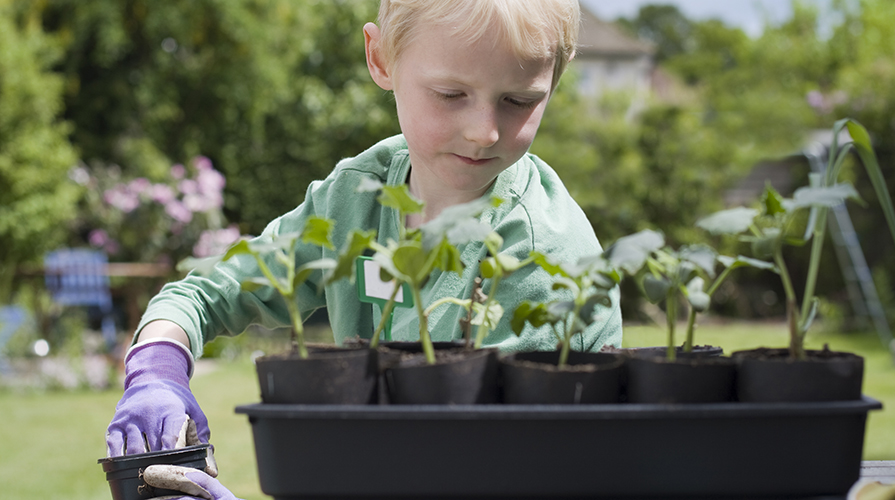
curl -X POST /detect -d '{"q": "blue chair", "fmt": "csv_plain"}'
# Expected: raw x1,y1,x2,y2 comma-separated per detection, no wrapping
44,249,117,348
0,305,28,374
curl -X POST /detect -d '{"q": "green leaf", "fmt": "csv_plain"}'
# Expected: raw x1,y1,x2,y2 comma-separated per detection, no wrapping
223,239,254,261
845,120,895,248
679,245,718,278
420,197,493,248
432,238,465,275
301,216,335,250
551,276,580,296
579,291,612,325
379,185,424,215
784,183,860,211
511,301,557,335
495,253,523,273
392,242,430,284
762,185,786,216
641,274,671,303
330,229,377,283
604,229,665,275
697,207,759,235
471,302,504,329
686,277,710,312
480,257,497,279
530,251,568,277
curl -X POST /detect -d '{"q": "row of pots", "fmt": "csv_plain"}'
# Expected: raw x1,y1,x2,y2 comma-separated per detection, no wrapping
255,342,866,406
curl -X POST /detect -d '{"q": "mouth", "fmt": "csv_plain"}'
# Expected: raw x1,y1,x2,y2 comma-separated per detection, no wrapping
454,154,496,166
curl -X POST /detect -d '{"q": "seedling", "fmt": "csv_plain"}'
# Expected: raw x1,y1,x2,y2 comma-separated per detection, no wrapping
357,178,500,364
178,215,374,359
604,229,772,360
511,251,619,367
697,119,895,360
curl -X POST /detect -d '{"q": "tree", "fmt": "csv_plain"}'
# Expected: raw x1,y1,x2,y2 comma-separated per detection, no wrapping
616,4,694,63
0,1,81,301
37,0,400,235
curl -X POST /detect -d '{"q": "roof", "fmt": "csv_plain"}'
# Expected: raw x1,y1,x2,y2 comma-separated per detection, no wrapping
577,3,655,57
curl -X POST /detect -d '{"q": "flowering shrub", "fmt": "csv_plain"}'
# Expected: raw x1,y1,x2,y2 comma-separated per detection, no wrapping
70,157,241,267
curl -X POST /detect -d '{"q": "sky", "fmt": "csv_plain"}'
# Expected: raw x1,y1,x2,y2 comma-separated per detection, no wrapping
581,0,833,37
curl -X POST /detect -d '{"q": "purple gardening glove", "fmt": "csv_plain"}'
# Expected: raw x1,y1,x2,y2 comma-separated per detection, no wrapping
143,465,241,500
106,339,211,457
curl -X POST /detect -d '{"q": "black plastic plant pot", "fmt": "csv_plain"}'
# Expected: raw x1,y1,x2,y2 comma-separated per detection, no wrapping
384,347,499,404
611,344,724,358
625,355,736,403
255,346,378,404
235,397,881,499
98,444,210,500
499,351,624,404
733,347,865,402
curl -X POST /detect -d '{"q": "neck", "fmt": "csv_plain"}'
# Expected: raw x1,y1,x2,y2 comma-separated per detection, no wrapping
405,168,493,228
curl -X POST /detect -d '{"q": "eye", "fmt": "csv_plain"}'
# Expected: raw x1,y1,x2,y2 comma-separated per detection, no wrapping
505,96,539,109
432,90,465,101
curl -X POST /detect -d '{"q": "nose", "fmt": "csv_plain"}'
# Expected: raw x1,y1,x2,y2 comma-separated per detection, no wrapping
463,104,499,148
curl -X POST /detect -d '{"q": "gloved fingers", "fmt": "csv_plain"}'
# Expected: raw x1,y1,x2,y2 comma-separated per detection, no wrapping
143,465,240,500
124,424,149,455
106,429,125,457
204,446,219,478
175,416,200,449
143,465,212,499
173,417,218,478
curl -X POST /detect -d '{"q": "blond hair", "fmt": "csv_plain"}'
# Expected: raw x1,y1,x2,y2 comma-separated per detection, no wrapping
375,0,579,91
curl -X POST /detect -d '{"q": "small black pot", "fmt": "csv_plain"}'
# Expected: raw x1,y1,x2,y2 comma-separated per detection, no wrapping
609,344,724,359
98,444,211,500
500,351,625,404
733,347,865,402
255,345,378,404
625,355,737,403
384,347,499,404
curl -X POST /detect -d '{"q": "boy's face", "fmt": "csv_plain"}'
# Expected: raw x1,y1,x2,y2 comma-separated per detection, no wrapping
366,21,555,202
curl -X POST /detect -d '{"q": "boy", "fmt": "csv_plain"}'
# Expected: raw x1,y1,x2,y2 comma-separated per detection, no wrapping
108,1,623,497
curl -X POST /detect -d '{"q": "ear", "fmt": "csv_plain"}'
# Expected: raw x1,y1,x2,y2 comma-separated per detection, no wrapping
364,22,393,91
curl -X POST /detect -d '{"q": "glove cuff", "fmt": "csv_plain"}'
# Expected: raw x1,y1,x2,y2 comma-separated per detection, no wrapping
124,338,195,390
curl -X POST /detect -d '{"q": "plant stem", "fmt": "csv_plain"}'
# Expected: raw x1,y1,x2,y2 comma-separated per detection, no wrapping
774,249,804,360
558,302,583,367
474,273,502,349
370,283,401,349
684,307,696,352
284,296,307,359
665,290,677,361
800,206,828,328
411,286,436,365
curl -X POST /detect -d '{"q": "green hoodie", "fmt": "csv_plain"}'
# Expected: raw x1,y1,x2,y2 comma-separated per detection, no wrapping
138,135,622,359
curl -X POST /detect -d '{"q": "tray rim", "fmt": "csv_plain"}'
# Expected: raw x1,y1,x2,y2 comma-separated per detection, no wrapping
235,395,882,420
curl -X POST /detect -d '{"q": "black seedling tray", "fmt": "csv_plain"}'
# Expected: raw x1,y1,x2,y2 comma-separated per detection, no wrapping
236,397,881,499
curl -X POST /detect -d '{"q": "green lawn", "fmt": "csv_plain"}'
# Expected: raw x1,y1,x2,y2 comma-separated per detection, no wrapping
1,321,892,500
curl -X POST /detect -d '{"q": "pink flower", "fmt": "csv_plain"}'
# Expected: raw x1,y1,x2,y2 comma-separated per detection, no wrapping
88,229,120,255
149,184,176,204
193,225,243,257
128,177,152,195
104,185,140,213
193,156,213,171
179,179,198,195
171,163,186,180
183,193,210,212
196,167,226,195
164,200,193,223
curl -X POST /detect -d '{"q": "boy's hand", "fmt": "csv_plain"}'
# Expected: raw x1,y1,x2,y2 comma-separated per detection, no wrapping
144,465,241,500
106,339,210,456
